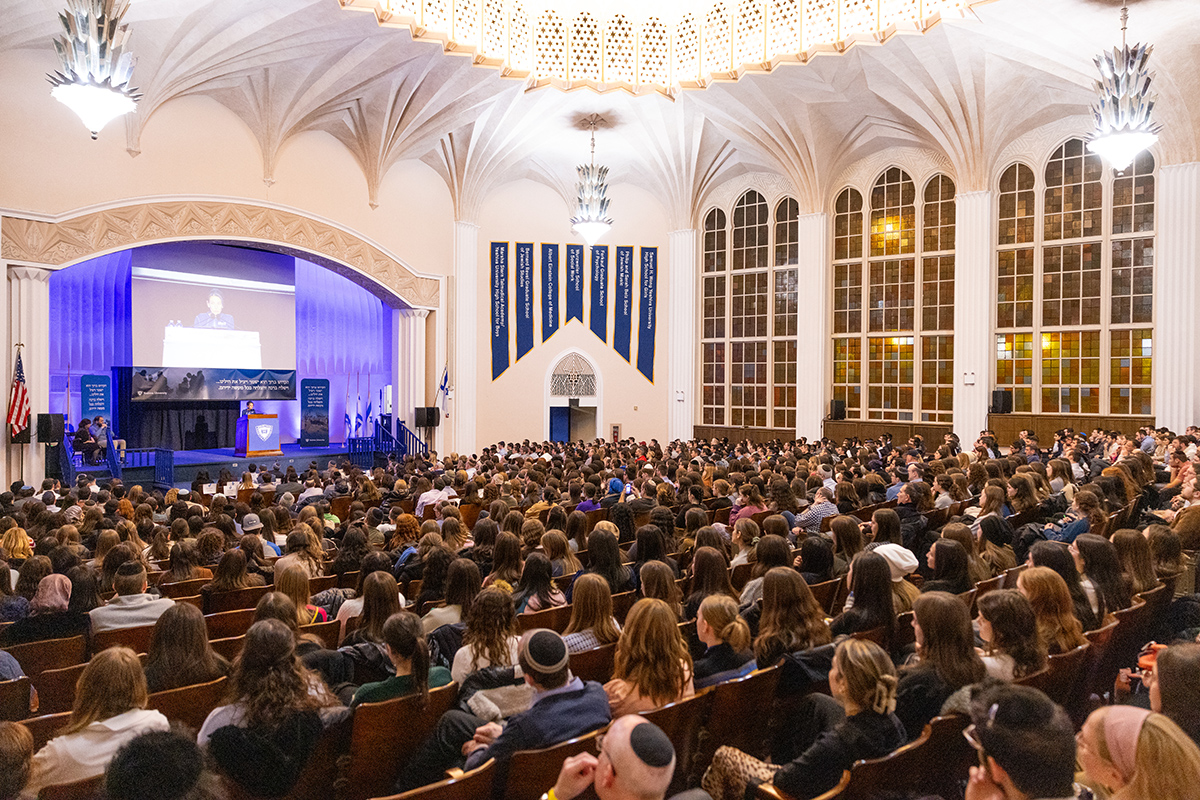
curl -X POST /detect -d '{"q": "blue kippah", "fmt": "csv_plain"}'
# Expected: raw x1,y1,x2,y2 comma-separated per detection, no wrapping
608,478,624,494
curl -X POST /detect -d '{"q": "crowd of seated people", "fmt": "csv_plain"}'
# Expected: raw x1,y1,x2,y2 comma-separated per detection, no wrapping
4,424,1200,798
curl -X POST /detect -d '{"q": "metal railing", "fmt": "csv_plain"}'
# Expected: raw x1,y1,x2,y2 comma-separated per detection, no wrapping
396,420,428,456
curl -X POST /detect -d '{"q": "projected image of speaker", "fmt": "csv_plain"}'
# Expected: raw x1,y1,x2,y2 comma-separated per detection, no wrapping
37,413,64,442
830,399,846,420
991,389,1013,414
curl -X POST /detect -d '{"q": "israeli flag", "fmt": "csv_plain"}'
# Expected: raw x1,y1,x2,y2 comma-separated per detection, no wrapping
438,366,450,416
354,396,363,435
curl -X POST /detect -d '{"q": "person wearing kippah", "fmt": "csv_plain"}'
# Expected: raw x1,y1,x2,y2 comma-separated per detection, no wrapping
396,628,611,793
545,715,686,800
88,562,174,633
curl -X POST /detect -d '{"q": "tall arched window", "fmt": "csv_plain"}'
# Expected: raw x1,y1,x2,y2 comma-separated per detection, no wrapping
699,190,803,430
830,169,956,422
993,140,1154,417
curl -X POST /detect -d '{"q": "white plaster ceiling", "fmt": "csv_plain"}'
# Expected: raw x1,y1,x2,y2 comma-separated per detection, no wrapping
5,0,1199,223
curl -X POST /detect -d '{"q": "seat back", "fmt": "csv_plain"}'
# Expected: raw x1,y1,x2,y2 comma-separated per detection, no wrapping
517,603,573,633
693,668,780,787
974,574,1005,600
91,622,157,656
891,611,916,652
209,635,245,661
36,773,105,800
0,676,31,721
842,724,934,800
22,711,72,751
916,715,974,800
309,575,338,593
203,585,272,614
505,728,605,800
639,689,717,796
1002,564,1027,589
287,710,352,800
338,571,361,590
204,609,257,640
459,504,482,531
956,588,977,614
850,626,888,650
300,618,341,649
147,676,229,731
31,662,88,715
341,682,460,800
330,496,352,521
568,643,617,684
382,758,496,800
584,508,607,532
611,591,638,625
1088,601,1153,704
4,635,87,677
730,563,753,592
1031,643,1091,717
807,577,843,616
158,577,210,599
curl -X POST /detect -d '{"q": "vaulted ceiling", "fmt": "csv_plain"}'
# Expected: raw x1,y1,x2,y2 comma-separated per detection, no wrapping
5,0,1198,223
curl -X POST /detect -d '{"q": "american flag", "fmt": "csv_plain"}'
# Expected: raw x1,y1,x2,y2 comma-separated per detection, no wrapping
6,352,29,438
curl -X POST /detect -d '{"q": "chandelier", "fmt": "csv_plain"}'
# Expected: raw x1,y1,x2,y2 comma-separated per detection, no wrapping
570,115,613,247
1086,3,1160,172
47,0,141,139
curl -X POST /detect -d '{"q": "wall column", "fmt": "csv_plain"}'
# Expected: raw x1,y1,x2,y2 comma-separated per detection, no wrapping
796,213,829,439
1155,163,1200,431
451,220,479,456
666,229,697,441
952,191,994,442
7,265,51,485
394,307,429,441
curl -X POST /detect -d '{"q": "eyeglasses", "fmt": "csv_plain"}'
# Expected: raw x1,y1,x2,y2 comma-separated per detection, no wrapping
594,733,616,777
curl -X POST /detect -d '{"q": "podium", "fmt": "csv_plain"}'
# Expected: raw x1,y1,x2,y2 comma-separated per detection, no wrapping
163,326,262,369
236,414,282,457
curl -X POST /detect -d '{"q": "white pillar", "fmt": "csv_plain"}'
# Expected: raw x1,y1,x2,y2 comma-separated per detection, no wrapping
394,307,429,441
1155,163,1200,432
7,266,51,485
796,212,829,439
452,220,479,456
667,229,697,442
952,191,994,441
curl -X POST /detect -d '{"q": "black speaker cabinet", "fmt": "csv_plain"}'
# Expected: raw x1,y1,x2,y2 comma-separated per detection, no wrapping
991,389,1013,414
830,399,846,420
37,413,64,442
415,407,440,428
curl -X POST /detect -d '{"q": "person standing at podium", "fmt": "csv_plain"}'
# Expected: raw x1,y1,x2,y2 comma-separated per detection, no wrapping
241,402,255,417
193,288,236,329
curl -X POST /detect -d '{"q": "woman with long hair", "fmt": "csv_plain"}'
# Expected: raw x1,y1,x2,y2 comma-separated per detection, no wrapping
940,523,991,585
703,638,906,800
564,510,589,554
351,611,452,707
541,530,582,577
451,587,521,682
206,549,265,595
969,485,1007,531
921,539,973,595
1048,459,1077,499
896,592,987,741
631,525,679,578
694,595,754,687
729,518,760,569
829,551,895,638
413,546,453,610
14,556,51,601
976,589,1046,680
164,541,209,583
584,529,635,594
1006,475,1039,515
1077,706,1200,800
977,515,1018,577
1044,490,1108,544
1074,533,1134,613
143,602,230,693
563,572,622,653
753,567,832,668
684,546,739,620
0,528,31,567
342,571,402,646
484,532,523,588
639,561,683,620
512,552,566,614
605,598,694,716
739,534,791,607
829,516,865,577
1017,566,1088,655
276,530,323,578
1028,540,1100,631
730,484,768,526
1111,529,1160,596
276,564,326,625
422,558,481,634
870,508,902,546
328,528,370,576
24,648,169,795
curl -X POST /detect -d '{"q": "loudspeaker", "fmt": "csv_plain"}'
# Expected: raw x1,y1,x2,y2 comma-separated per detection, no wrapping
414,407,440,428
569,398,580,408
414,408,428,427
991,389,1013,414
830,399,846,420
37,413,64,442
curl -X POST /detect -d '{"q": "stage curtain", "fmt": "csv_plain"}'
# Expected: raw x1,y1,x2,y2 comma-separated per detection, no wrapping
127,406,239,451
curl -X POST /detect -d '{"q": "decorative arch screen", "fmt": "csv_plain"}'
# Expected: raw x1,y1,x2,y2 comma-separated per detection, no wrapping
832,169,956,422
993,141,1154,416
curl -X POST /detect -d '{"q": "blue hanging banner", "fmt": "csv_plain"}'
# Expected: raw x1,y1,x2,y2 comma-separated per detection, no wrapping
637,247,658,382
541,243,559,342
490,242,510,380
80,374,111,421
589,245,609,343
566,244,585,324
515,242,534,361
613,245,634,362
299,378,330,447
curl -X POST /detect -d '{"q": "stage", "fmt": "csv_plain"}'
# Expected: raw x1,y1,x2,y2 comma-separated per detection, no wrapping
76,442,354,489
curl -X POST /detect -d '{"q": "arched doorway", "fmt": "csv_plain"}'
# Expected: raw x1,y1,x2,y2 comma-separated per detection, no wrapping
545,350,601,443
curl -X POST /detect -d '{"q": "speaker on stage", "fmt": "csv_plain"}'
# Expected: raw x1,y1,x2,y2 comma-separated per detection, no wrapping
991,389,1013,414
37,413,64,442
829,399,846,420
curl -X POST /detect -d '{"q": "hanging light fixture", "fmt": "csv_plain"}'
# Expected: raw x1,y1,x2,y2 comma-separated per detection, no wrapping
570,115,614,247
1086,3,1161,172
47,0,141,139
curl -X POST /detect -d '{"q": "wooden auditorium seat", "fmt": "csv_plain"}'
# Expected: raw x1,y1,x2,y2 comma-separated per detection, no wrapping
91,623,156,656
517,604,573,633
36,773,105,800
568,643,617,684
4,635,87,677
204,609,257,640
158,577,210,599
147,676,229,731
0,676,31,721
203,585,272,614
691,667,780,788
504,728,605,800
378,759,496,800
23,710,72,751
807,577,843,616
639,689,716,796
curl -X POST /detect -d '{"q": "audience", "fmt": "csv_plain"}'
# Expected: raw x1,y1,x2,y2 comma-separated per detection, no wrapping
351,611,451,706
89,562,174,633
605,598,694,716
1078,706,1200,800
751,567,832,668
0,721,33,800
546,716,676,800
143,603,230,693
693,594,754,687
562,573,622,653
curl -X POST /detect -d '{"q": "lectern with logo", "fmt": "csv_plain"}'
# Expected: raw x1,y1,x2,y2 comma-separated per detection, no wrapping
235,414,282,457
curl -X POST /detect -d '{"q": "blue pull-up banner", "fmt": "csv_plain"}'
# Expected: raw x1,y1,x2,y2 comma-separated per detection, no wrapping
515,242,534,361
613,245,634,362
490,242,509,380
637,247,658,382
542,243,559,341
589,246,609,343
566,244,585,324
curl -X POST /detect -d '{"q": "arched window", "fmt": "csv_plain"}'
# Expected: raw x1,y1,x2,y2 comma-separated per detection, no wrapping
774,198,799,428
993,140,1153,417
701,208,727,425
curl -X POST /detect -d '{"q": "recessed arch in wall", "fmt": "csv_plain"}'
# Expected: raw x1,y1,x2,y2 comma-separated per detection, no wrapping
544,349,603,442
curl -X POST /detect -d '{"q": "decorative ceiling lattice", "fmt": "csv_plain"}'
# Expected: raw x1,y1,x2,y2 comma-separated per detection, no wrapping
550,353,597,396
346,0,993,95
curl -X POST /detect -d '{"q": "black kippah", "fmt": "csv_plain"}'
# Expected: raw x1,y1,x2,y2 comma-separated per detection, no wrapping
523,629,569,672
629,722,674,768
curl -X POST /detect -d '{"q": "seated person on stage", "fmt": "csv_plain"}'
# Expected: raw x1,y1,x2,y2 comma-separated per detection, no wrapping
396,628,611,792
73,418,100,465
90,416,126,463
193,288,235,329
89,562,175,633
545,716,678,800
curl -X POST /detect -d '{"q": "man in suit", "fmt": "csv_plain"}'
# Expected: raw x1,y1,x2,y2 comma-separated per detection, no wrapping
193,288,236,329
89,563,174,633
